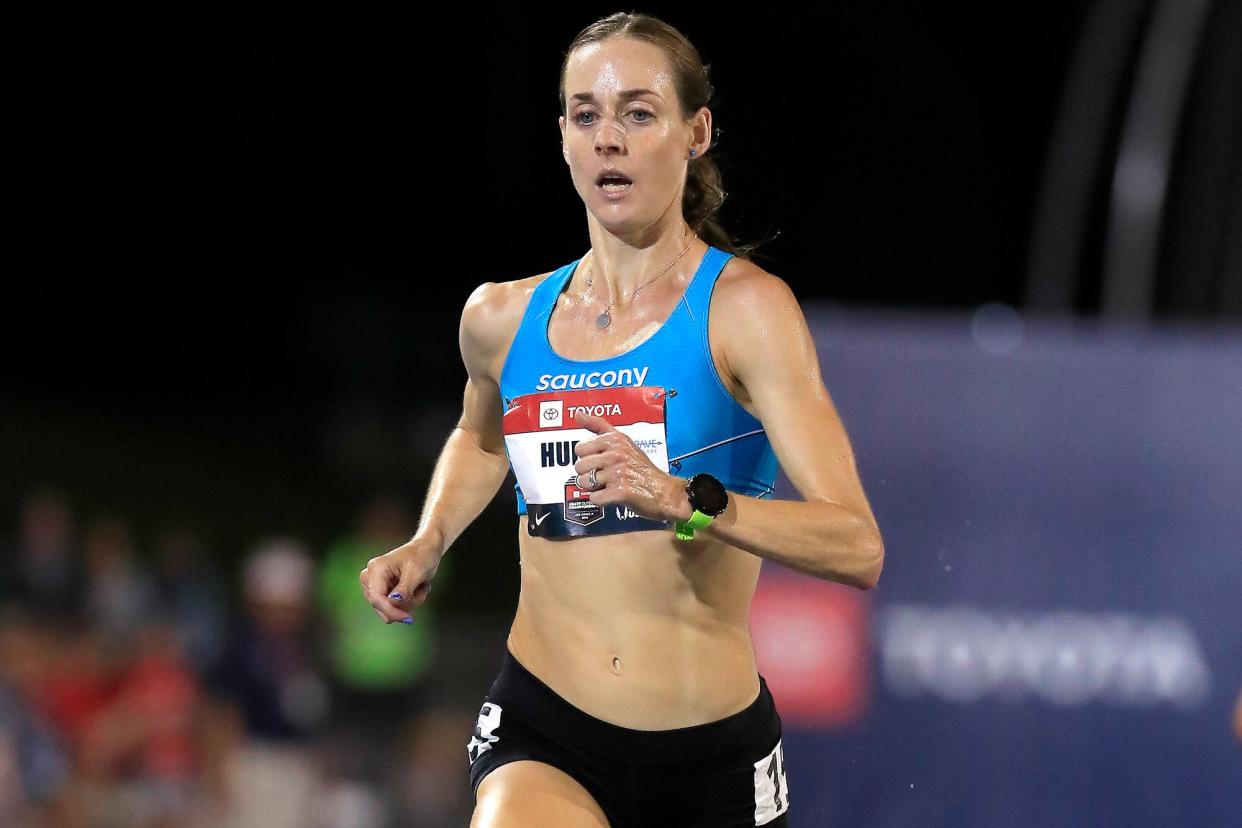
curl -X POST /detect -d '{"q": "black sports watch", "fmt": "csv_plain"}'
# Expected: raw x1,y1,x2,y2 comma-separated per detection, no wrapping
675,473,729,540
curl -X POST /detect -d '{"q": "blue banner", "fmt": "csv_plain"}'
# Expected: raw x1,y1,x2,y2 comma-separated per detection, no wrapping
751,308,1242,827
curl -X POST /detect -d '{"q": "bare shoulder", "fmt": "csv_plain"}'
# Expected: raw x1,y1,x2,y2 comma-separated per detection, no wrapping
459,270,557,383
708,256,805,378
710,255,814,404
711,256,800,319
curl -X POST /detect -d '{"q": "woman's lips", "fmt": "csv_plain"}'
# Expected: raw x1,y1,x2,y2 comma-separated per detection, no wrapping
596,181,633,199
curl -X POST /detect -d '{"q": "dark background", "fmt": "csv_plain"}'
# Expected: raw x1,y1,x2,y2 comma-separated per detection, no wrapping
4,5,1242,826
4,2,1240,578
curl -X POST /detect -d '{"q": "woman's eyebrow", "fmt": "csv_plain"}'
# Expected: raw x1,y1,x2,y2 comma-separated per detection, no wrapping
570,88,662,103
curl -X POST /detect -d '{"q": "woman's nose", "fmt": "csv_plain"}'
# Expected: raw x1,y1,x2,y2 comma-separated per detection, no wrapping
593,119,625,153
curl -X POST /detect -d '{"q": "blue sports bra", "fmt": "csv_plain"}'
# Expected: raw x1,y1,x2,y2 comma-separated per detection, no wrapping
498,244,779,536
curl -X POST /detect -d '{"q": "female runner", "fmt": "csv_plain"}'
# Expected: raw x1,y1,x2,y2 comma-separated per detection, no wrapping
359,12,883,827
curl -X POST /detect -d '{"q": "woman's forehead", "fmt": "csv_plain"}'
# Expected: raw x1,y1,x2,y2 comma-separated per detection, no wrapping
565,39,674,101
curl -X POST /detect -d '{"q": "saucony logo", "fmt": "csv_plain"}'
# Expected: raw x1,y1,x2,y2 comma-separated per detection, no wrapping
535,366,649,391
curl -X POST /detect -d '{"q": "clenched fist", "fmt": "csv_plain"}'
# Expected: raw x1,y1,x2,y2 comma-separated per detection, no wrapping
359,537,442,624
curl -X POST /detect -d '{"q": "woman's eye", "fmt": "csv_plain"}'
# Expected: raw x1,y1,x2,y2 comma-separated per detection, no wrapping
573,110,654,125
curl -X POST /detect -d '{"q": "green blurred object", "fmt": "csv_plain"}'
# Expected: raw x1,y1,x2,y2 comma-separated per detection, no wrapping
317,538,451,690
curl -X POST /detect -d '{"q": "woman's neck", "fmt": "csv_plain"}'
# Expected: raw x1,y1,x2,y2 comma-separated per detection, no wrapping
578,224,701,306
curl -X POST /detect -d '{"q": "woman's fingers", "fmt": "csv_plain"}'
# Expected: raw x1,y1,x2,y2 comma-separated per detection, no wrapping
389,575,433,614
573,448,627,477
361,561,411,624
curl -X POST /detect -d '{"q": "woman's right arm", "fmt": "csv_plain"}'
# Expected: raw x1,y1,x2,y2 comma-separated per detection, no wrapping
360,281,517,623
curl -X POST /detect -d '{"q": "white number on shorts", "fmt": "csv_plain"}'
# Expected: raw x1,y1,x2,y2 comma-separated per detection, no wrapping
466,702,503,765
752,738,789,825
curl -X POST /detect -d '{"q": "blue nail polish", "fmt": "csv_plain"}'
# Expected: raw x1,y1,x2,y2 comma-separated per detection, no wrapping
401,617,413,624
389,592,403,600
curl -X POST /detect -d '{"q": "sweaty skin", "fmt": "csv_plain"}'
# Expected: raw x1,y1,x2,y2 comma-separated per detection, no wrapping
364,34,882,732
462,244,882,730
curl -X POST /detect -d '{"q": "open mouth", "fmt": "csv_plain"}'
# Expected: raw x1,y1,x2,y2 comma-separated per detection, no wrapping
596,172,633,193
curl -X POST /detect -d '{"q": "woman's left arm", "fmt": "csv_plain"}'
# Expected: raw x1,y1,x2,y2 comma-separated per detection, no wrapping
668,267,884,589
571,266,884,588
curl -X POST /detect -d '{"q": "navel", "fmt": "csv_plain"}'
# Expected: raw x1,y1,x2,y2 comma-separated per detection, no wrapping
610,655,623,675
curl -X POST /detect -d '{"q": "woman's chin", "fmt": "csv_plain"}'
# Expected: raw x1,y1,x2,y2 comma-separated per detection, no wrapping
587,205,647,234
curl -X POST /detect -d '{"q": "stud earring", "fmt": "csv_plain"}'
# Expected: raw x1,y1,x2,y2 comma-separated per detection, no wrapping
689,148,697,157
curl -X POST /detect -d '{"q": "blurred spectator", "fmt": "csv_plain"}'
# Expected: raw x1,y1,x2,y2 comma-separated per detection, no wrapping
1,491,473,826
151,524,228,674
315,493,451,783
203,537,328,828
28,621,118,771
15,608,206,828
83,516,160,640
4,488,78,612
0,609,73,826
75,617,205,828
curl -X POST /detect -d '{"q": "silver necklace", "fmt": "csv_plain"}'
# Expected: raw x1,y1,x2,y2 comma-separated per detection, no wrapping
584,231,698,329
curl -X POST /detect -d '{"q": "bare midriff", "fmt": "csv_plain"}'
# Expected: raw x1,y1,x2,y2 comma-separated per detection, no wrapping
501,251,766,731
507,517,763,731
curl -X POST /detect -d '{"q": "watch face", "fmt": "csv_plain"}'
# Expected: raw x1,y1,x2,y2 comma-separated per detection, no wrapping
688,474,728,516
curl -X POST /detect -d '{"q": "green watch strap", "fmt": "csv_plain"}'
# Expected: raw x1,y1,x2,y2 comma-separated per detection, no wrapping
674,509,715,540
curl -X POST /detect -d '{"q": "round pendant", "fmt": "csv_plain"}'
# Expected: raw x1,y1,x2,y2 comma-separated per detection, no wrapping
596,311,611,328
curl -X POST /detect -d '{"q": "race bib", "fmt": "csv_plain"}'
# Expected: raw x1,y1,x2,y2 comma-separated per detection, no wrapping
753,738,790,824
503,385,672,538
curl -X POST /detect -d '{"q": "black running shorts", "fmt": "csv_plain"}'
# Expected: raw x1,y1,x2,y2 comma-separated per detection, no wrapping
467,646,791,827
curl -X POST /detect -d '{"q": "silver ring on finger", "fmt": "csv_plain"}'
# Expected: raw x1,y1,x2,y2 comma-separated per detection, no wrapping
586,467,600,490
